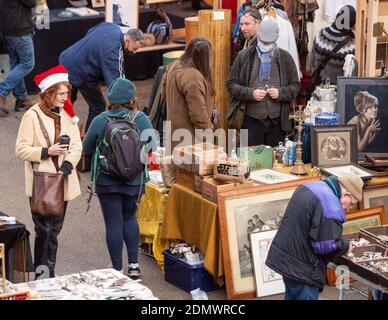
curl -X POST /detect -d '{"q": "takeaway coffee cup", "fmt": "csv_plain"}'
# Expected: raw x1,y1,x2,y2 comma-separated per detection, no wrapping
59,134,70,149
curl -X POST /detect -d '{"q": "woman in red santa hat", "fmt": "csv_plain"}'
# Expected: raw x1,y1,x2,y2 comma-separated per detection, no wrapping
15,65,82,279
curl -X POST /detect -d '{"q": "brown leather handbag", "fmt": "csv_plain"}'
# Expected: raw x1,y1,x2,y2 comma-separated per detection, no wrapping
30,110,65,217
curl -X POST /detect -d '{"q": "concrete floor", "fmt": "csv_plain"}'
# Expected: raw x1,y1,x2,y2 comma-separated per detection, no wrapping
0,78,368,300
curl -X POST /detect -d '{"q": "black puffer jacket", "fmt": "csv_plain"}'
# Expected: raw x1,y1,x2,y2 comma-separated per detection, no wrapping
265,176,349,290
0,0,35,37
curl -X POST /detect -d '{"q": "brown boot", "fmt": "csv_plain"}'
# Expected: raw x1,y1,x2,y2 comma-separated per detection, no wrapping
15,98,35,112
0,96,10,117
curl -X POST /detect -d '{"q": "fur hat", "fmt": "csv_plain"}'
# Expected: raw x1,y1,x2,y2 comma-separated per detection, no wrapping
338,174,364,202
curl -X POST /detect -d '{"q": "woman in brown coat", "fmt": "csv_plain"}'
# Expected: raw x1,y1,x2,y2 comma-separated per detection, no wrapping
165,37,215,150
15,65,82,279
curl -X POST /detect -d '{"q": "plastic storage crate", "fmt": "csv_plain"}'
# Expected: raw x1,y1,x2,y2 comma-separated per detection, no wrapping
162,250,218,293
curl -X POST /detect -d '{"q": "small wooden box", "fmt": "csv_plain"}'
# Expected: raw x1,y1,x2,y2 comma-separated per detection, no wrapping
213,158,251,183
173,143,227,176
201,178,253,202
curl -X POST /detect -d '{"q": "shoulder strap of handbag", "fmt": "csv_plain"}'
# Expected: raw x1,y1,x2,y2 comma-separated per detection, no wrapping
31,109,59,172
312,35,353,83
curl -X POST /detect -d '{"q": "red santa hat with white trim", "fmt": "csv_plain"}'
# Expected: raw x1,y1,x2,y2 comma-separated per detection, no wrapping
33,64,79,125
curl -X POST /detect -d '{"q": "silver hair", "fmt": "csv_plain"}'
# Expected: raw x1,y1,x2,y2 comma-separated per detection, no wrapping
125,28,145,44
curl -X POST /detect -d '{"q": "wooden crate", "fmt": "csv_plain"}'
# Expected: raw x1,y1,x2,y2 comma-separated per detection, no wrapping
173,143,227,176
201,178,253,202
213,158,251,183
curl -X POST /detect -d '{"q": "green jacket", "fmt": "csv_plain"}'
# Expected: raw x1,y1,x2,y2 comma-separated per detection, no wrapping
226,43,300,133
82,108,157,186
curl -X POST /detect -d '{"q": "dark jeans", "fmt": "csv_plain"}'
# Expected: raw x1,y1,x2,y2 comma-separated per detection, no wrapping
31,201,68,279
0,34,35,100
71,82,106,132
283,277,320,300
372,289,388,300
242,115,285,148
98,193,139,271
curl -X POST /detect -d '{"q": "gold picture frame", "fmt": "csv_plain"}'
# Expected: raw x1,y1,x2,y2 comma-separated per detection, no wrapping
217,177,320,300
343,206,387,234
362,186,388,222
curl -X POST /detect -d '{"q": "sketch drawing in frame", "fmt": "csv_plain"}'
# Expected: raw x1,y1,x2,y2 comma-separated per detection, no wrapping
249,169,299,185
217,177,320,300
91,0,105,8
343,206,386,234
362,187,388,222
337,77,388,154
311,125,357,168
105,0,138,28
321,164,374,179
250,229,285,297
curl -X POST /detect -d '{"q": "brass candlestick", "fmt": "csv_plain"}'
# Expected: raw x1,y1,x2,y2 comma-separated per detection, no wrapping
289,105,309,175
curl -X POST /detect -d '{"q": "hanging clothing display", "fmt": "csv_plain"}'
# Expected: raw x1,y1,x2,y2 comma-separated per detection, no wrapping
324,0,356,23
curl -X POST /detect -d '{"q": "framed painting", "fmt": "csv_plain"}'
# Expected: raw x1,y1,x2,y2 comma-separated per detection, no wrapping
217,177,321,300
337,77,388,154
105,0,138,28
321,164,375,180
311,125,357,168
250,229,285,297
343,206,386,234
362,187,388,222
249,169,299,185
91,0,105,8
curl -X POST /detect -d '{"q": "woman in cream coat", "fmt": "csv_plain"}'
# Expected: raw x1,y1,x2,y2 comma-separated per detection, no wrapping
15,65,82,278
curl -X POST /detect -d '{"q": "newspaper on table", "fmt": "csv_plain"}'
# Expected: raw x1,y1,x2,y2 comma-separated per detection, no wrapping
6,268,158,300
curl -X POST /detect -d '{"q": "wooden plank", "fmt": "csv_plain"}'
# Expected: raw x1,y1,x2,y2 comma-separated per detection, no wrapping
379,0,388,15
356,0,367,76
366,0,379,76
145,0,181,4
136,42,185,53
198,9,231,132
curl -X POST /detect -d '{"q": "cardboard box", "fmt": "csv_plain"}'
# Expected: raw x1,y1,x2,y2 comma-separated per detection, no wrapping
201,178,253,202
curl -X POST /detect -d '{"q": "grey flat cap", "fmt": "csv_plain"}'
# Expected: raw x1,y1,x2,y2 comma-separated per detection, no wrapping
257,18,279,44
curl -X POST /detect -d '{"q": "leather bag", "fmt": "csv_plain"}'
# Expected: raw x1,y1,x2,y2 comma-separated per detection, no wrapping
228,103,246,130
30,109,65,217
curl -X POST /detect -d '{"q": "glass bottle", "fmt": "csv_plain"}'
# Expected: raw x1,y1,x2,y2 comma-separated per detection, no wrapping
273,142,287,168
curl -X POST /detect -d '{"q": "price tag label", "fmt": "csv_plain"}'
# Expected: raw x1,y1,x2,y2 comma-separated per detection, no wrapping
213,11,225,21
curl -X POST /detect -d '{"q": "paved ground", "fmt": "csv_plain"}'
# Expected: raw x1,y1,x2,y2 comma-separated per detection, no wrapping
0,78,368,300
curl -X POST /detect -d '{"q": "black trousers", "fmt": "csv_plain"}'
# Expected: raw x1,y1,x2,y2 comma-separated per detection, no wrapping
30,200,68,278
242,115,285,148
71,82,106,132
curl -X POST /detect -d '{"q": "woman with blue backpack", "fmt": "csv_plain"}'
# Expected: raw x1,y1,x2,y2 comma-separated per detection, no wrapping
82,78,157,279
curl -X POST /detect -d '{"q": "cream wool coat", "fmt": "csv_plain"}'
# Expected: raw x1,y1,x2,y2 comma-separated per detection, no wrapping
15,104,82,201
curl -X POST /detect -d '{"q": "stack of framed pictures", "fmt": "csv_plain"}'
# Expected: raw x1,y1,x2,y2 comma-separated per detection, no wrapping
217,177,320,300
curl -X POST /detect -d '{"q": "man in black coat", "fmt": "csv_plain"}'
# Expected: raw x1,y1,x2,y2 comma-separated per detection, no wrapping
266,174,364,300
0,0,36,116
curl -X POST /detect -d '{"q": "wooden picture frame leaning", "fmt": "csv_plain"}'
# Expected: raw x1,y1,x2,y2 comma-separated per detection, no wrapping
217,177,321,300
343,206,387,234
362,187,388,223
